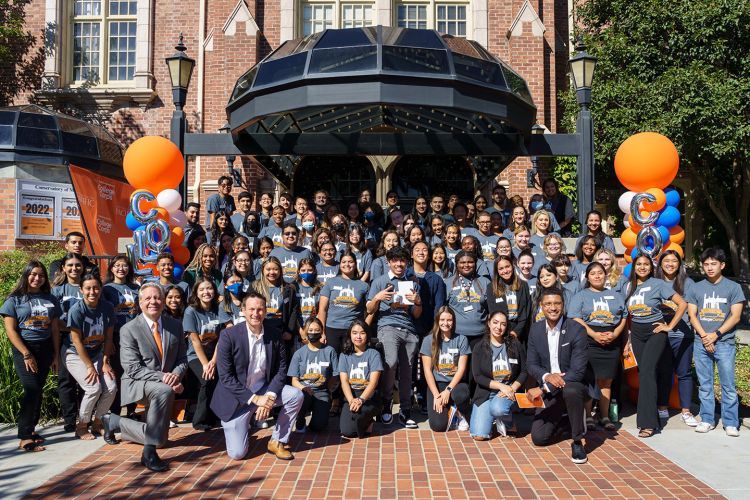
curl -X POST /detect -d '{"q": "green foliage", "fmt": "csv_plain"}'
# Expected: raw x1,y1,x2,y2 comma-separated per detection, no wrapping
0,244,65,426
735,344,750,401
552,156,581,234
0,0,46,106
574,0,750,276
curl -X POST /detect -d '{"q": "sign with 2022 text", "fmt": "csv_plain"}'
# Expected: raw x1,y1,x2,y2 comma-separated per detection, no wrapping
15,180,82,240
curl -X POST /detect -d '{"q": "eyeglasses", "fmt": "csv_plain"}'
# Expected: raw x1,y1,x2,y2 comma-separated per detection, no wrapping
220,183,233,188
283,232,297,236
235,259,251,264
477,220,491,225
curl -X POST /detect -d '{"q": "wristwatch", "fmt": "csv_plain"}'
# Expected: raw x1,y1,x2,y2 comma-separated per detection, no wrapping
445,386,453,392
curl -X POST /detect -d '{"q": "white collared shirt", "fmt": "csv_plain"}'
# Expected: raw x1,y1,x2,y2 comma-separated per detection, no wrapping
245,325,267,395
143,314,166,369
542,318,564,390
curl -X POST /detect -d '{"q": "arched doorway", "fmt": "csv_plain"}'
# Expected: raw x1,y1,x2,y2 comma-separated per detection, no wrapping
391,156,475,212
293,156,375,205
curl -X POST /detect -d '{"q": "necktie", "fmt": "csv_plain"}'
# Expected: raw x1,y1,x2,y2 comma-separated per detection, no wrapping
151,321,163,360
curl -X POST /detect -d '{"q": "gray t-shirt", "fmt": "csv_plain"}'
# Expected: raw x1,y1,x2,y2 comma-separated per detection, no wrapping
315,261,339,285
368,274,419,333
0,293,61,342
218,300,245,326
102,282,140,330
296,283,320,324
338,348,384,391
568,288,627,327
686,277,746,342
625,277,675,324
51,283,83,325
205,193,235,227
321,277,369,329
444,275,491,337
66,300,115,356
369,256,388,282
350,248,373,275
182,305,222,361
258,225,283,248
288,344,339,398
419,334,470,383
490,343,511,383
270,246,314,283
661,277,694,337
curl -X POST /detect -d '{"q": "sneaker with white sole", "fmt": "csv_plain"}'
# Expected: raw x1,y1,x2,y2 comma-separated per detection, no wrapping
726,426,740,437
495,418,507,437
457,416,470,432
399,410,418,429
680,412,698,427
445,406,458,431
695,422,715,433
658,409,670,420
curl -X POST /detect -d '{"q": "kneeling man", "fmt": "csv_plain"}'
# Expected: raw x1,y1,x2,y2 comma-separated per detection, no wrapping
211,291,303,460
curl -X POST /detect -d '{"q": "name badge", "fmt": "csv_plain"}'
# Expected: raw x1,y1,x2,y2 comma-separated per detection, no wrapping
358,362,368,368
509,358,518,364
641,287,652,292
604,296,615,300
452,286,461,291
463,305,474,312
495,297,505,303
448,349,459,354
561,342,570,347
319,362,330,367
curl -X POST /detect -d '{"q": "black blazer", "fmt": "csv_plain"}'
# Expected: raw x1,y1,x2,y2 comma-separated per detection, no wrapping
526,316,588,396
471,338,527,406
210,321,288,422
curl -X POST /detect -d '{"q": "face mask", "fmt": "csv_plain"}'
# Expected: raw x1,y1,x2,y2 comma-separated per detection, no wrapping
531,201,544,211
226,283,244,296
364,212,375,221
302,221,315,232
300,272,316,283
306,332,322,343
332,223,346,233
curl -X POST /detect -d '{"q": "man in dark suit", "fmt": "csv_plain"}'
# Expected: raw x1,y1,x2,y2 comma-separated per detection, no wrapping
101,283,188,472
526,288,590,464
210,291,303,460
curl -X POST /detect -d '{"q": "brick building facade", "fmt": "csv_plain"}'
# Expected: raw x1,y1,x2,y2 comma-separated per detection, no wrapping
12,0,573,234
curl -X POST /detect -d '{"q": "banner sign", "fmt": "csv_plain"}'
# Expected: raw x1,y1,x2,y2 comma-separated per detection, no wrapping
15,180,80,241
69,165,133,255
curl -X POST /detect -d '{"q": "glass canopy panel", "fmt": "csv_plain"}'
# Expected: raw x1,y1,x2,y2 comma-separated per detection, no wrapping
442,36,481,59
314,27,373,48
15,127,60,149
90,125,123,164
453,53,506,87
253,52,308,87
18,111,57,129
58,116,98,156
503,67,533,103
308,45,377,73
382,27,444,49
382,46,449,74
231,66,258,101
0,111,15,145
267,39,304,61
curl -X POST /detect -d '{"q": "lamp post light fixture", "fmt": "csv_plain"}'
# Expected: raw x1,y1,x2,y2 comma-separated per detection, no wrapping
569,39,597,227
527,123,545,188
166,33,195,209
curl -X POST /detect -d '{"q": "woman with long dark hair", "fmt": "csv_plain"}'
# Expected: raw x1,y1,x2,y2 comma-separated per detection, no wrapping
1,261,61,451
624,254,687,438
469,310,527,440
530,264,565,323
429,243,454,278
486,255,531,341
164,284,186,320
370,230,400,282
573,235,601,283
443,223,462,265
575,210,615,253
420,306,472,432
219,272,247,328
412,196,430,229
347,223,373,282
207,209,236,247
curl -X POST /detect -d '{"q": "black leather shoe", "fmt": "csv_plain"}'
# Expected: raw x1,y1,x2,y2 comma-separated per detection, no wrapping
140,450,169,472
101,414,119,445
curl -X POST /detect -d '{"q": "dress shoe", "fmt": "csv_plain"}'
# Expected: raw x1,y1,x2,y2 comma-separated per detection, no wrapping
267,439,294,460
101,414,120,445
141,449,169,472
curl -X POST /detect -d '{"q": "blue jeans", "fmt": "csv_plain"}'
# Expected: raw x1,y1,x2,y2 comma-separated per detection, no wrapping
693,338,738,428
469,393,514,438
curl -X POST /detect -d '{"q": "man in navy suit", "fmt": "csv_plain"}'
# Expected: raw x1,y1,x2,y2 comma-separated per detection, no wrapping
526,288,590,464
210,291,303,460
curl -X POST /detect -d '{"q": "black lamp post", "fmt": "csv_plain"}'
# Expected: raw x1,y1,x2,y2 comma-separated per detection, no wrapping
527,123,545,188
569,40,597,227
166,33,195,209
219,121,240,187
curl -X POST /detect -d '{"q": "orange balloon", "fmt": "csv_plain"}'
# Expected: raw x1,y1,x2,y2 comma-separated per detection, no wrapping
173,245,190,266
614,132,679,191
669,225,685,245
621,227,637,249
123,136,185,193
624,252,632,263
170,227,185,248
642,188,666,212
662,241,684,258
155,207,170,221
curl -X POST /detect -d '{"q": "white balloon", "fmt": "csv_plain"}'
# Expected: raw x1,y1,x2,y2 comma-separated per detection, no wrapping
618,191,636,214
623,219,631,228
170,210,187,227
156,189,182,213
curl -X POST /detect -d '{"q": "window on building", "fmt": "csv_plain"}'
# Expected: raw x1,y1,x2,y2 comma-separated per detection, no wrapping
436,4,467,37
72,0,137,83
397,4,428,29
342,4,374,28
302,3,335,36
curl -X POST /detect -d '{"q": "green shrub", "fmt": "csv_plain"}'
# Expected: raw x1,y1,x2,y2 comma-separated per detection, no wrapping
0,243,65,426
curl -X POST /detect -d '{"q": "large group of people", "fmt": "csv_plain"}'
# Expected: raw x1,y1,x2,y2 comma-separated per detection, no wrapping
2,179,745,472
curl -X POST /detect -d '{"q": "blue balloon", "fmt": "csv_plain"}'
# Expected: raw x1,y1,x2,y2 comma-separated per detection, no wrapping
631,247,639,260
657,206,681,228
623,263,632,278
126,212,141,231
173,264,184,280
657,225,670,245
664,187,680,207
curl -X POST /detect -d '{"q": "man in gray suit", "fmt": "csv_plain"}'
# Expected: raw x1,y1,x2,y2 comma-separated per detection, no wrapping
102,283,188,472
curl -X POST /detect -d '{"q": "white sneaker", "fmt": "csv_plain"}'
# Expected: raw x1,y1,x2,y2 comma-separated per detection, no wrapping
680,412,698,427
658,409,669,420
726,426,740,437
695,422,715,433
495,419,507,437
457,416,469,432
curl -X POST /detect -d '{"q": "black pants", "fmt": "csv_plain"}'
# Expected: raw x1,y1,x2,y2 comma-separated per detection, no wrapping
12,339,54,440
340,390,382,438
426,381,471,432
298,391,332,432
57,335,81,427
630,322,668,430
531,381,587,446
188,359,219,427
656,340,675,408
325,327,349,354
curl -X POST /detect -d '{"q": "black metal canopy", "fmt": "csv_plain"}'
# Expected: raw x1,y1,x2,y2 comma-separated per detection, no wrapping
225,26,540,185
0,104,124,178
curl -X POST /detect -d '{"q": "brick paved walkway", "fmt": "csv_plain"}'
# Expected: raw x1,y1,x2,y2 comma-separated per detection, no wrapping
29,427,721,499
